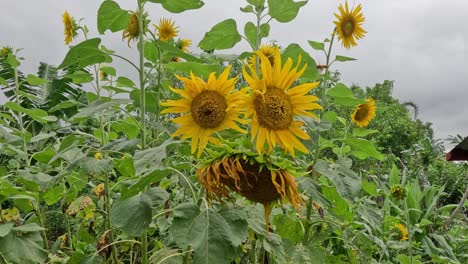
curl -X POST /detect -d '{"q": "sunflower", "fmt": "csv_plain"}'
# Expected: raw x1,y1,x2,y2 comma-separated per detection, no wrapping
0,46,12,57
198,151,302,231
155,18,179,41
62,10,78,45
390,185,406,200
180,39,192,53
122,11,140,47
351,98,376,128
395,223,409,241
333,1,367,49
161,66,247,157
248,44,279,68
243,49,322,156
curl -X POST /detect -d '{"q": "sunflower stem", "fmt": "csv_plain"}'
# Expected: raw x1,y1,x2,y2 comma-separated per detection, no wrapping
403,199,413,263
137,1,149,263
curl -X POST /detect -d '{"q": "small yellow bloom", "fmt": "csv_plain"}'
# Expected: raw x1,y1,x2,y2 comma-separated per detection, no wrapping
154,18,179,41
248,44,279,68
351,98,376,128
180,39,192,53
0,46,12,57
62,10,78,45
93,183,105,198
395,223,409,241
94,152,102,160
99,64,108,80
390,185,406,200
1,207,20,222
333,1,367,49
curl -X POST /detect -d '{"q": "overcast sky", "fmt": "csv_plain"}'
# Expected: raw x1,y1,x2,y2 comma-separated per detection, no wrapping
1,0,467,147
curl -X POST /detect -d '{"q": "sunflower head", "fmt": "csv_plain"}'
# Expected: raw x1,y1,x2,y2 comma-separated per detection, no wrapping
351,98,376,128
99,65,108,80
197,150,302,231
155,18,179,41
179,39,192,53
333,1,367,49
248,44,280,68
0,46,12,58
395,223,409,241
243,48,322,156
390,185,406,200
62,10,78,45
161,66,247,157
122,11,141,47
93,183,105,198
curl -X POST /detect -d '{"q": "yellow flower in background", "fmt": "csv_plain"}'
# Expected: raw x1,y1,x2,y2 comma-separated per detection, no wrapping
161,66,247,157
122,11,140,47
99,65,108,80
93,183,105,198
351,98,376,128
1,207,20,222
94,152,102,160
0,46,12,57
334,1,367,49
390,185,406,200
155,18,179,41
243,48,322,156
248,44,279,68
180,39,192,52
395,223,409,241
62,10,78,45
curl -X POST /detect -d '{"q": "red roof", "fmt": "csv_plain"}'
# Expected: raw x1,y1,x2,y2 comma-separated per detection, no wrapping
446,137,468,161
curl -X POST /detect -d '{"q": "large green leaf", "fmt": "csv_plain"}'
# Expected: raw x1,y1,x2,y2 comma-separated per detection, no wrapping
97,0,129,34
59,38,112,69
327,83,367,106
244,22,256,47
144,40,201,63
162,62,221,79
0,231,48,264
148,0,204,13
70,99,130,122
343,135,385,160
170,203,237,264
4,102,57,124
109,194,152,237
282,44,319,82
268,0,308,23
199,19,241,51
314,158,361,203
134,138,176,176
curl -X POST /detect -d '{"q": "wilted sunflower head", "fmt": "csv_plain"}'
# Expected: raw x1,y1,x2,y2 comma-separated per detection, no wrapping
390,185,406,200
333,1,367,49
248,44,280,68
351,98,376,128
197,148,302,231
62,10,78,45
394,223,409,241
243,48,322,156
155,18,179,41
122,11,141,47
161,66,247,157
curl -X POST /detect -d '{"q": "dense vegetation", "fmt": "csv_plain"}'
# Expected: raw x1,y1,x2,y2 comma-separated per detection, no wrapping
0,0,466,263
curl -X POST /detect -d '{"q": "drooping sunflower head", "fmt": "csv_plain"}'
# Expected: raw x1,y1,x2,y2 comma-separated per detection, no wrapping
243,48,322,156
161,66,247,157
62,10,78,45
99,64,108,80
122,11,140,47
351,98,376,128
248,44,280,68
155,18,179,41
197,151,302,231
394,223,409,241
333,1,367,49
180,39,192,53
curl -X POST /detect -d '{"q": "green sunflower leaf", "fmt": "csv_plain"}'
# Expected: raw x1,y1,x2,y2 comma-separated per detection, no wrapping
59,38,112,69
282,43,319,82
0,231,48,264
268,0,308,23
248,0,265,7
144,40,201,63
199,19,242,51
343,135,385,160
240,5,255,13
148,0,204,13
109,194,152,237
308,40,325,51
244,22,256,47
4,102,57,124
97,0,129,34
335,55,357,62
26,74,47,86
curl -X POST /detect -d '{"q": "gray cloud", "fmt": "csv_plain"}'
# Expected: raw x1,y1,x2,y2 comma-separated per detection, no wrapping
1,0,466,143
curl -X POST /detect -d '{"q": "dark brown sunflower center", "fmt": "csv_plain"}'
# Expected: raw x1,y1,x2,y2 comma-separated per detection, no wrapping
128,14,139,35
342,18,355,37
354,105,369,121
254,87,292,130
191,90,227,129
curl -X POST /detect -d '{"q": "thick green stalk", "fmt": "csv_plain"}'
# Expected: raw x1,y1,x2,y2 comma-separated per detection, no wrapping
403,200,413,264
137,1,148,263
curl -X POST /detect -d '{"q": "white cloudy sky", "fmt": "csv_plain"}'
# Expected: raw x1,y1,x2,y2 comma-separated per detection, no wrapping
1,0,467,145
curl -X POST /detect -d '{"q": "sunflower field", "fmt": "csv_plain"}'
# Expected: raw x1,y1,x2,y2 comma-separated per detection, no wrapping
0,0,467,264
